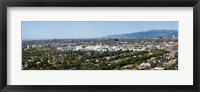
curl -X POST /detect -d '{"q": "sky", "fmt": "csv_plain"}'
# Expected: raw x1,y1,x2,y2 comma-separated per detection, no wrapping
22,21,178,40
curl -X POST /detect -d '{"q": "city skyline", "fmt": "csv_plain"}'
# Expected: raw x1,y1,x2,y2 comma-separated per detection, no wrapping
22,21,178,40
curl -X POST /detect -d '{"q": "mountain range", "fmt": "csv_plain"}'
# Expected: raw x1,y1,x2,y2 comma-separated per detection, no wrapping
103,30,178,39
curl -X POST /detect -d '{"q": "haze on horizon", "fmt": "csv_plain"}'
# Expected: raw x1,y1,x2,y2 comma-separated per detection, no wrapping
22,21,178,40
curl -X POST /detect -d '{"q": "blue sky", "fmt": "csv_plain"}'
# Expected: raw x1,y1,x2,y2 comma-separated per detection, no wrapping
22,21,178,40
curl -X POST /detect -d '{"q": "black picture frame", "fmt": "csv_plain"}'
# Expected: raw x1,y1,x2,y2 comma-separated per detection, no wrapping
0,0,200,92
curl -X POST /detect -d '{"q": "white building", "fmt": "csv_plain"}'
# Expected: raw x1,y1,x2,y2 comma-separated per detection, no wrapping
75,46,82,50
138,63,151,69
154,67,165,70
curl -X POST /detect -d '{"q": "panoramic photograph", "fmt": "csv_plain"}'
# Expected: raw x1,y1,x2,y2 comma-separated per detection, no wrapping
22,21,178,70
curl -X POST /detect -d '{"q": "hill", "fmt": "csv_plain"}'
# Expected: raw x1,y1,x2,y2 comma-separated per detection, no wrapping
104,30,178,39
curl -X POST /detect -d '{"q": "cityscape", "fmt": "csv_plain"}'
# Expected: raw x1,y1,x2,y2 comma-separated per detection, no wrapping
22,22,178,70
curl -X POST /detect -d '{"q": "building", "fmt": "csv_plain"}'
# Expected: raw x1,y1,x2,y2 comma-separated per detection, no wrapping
57,46,75,51
138,63,151,69
57,46,83,51
75,46,82,50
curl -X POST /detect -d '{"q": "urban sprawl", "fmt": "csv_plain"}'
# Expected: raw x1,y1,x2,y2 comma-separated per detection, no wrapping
22,38,178,70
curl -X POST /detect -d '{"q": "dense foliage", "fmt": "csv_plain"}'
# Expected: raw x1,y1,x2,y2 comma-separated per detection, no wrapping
22,49,178,70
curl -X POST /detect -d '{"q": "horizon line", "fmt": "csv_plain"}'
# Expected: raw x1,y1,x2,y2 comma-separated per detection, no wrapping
22,29,178,40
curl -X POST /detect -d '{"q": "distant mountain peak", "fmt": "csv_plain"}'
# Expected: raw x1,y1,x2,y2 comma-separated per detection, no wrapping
104,30,178,39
